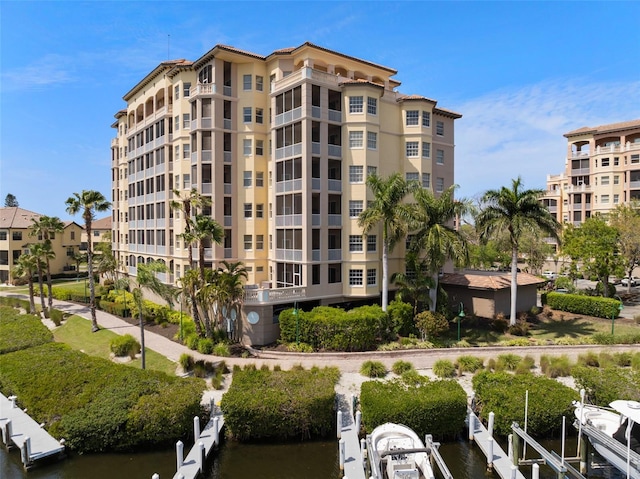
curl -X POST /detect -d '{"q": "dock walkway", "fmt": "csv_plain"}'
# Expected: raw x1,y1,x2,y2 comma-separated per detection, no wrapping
0,393,65,468
337,394,366,479
172,412,224,479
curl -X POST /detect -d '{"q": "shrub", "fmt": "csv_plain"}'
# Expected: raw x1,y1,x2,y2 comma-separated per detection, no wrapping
49,308,64,326
572,366,640,406
496,353,522,371
433,359,456,378
632,353,640,371
213,342,230,357
286,342,314,353
540,355,572,378
185,334,199,350
508,320,530,336
197,338,214,354
491,317,509,333
0,306,53,354
455,355,484,373
387,299,417,337
392,360,414,375
546,292,622,319
415,311,449,340
576,352,600,367
360,360,387,378
360,378,467,438
400,369,426,385
109,334,141,359
179,353,194,372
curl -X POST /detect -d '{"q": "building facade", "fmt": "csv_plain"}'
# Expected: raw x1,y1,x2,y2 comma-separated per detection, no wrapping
542,119,640,226
110,42,460,344
0,207,83,284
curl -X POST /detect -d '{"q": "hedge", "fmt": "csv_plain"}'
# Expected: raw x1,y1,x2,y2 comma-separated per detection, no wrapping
0,342,205,453
220,365,339,441
572,366,640,406
278,305,388,351
546,292,622,319
0,306,53,354
472,371,578,437
360,378,467,438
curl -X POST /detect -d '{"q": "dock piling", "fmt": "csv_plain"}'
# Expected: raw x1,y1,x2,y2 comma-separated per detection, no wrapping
2,420,11,445
355,410,361,434
532,463,539,479
488,411,495,437
213,417,220,445
468,409,474,441
337,411,343,439
487,437,494,471
198,441,205,472
152,474,159,479
21,436,31,466
176,440,184,470
339,438,345,470
193,416,200,443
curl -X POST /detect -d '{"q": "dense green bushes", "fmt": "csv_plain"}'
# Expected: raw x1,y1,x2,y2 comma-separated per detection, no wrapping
472,371,578,437
279,305,388,351
572,366,640,406
0,342,205,453
220,365,339,441
0,306,53,354
360,378,467,438
110,334,141,358
546,292,622,319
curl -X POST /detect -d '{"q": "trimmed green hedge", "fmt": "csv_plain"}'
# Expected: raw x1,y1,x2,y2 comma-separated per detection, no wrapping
0,342,205,453
220,365,340,441
472,371,578,437
0,306,53,354
278,305,388,351
360,379,467,438
546,292,622,319
572,366,640,406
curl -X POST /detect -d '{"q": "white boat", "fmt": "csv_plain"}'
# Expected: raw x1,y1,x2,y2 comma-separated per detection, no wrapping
367,422,436,479
574,399,640,478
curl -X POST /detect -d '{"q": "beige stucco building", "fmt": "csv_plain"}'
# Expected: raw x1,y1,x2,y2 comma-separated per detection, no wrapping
80,216,112,251
110,42,460,345
542,119,640,227
0,207,83,284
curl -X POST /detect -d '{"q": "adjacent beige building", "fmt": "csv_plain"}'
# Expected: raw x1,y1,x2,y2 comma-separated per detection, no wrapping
542,119,640,227
110,42,460,344
0,207,83,284
80,216,112,251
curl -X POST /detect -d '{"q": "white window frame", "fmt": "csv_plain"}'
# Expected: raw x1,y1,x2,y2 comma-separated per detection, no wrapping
436,121,444,136
244,234,252,250
243,74,252,91
256,171,264,187
255,139,264,156
349,269,363,286
244,203,252,218
367,97,377,115
243,107,252,123
422,173,431,188
436,149,444,165
367,131,377,150
349,200,363,217
349,131,364,148
422,141,431,158
243,171,252,187
406,110,419,126
256,75,264,91
349,235,363,252
422,111,430,127
367,235,377,252
405,172,419,183
256,204,264,218
243,139,252,156
406,141,419,157
349,165,364,183
367,269,377,286
436,177,444,193
349,96,363,113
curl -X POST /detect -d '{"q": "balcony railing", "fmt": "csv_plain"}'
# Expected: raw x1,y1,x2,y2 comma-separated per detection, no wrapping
274,106,302,127
328,214,342,226
275,249,303,261
275,214,302,227
328,144,342,157
275,178,302,193
328,179,342,192
312,214,320,226
275,143,303,160
328,249,341,261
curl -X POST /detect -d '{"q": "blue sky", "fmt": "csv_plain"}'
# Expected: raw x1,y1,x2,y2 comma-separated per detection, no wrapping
1,1,639,221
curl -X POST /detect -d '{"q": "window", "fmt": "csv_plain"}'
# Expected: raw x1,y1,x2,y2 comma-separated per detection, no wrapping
256,204,264,218
422,111,430,127
328,264,341,283
349,131,363,148
312,265,320,285
614,157,619,166
174,116,179,131
367,131,377,150
93,230,100,237
183,144,190,159
614,194,620,204
244,203,252,218
256,172,264,187
367,166,377,177
367,269,377,286
601,175,610,185
183,82,191,97
183,114,190,129
367,235,377,252
631,154,640,164
0,231,6,240
243,107,252,123
601,195,610,203
349,165,364,183
174,85,179,100
422,141,431,158
614,175,620,185
243,139,252,156
422,173,431,188
406,110,419,126
183,174,190,189
243,74,252,90
601,158,610,167
243,171,252,187
349,96,363,113
436,149,444,164
349,200,363,217
406,172,419,182
349,269,363,286
367,97,377,115
436,121,444,136
256,139,264,156
406,141,419,157
244,235,252,249
256,108,263,124
436,177,444,192
71,231,76,240
256,75,264,91
349,235,363,252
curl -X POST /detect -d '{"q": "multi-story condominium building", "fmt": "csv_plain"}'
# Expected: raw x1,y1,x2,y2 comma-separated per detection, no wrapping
110,42,460,344
0,207,83,284
542,119,640,227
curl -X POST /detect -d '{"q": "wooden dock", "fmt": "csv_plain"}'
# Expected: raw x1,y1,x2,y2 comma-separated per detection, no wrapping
172,412,224,479
338,401,367,479
0,393,65,468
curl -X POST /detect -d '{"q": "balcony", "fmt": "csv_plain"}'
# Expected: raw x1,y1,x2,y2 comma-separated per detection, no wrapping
328,109,342,122
328,179,342,192
570,168,590,176
328,249,341,261
312,250,320,261
328,144,342,157
312,106,321,119
275,179,302,193
275,214,302,227
275,143,303,160
224,118,232,130
224,151,232,163
571,151,590,158
567,184,591,193
224,183,232,195
312,142,321,155
274,106,302,127
224,215,232,226
201,183,212,194
312,214,320,226
275,249,303,261
244,285,306,305
328,214,342,226
189,84,216,97
190,118,212,130
312,178,321,190
191,248,213,261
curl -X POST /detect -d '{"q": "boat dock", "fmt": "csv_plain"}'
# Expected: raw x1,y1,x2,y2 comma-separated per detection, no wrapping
337,394,367,479
0,393,65,469
171,409,224,479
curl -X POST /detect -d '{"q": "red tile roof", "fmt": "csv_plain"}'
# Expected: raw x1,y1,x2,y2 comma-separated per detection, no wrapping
440,272,545,290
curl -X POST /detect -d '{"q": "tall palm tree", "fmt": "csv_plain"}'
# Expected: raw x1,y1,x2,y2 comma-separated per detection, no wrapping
358,173,419,311
390,252,433,318
170,188,211,268
30,215,65,311
30,243,54,316
12,254,38,314
65,190,111,332
409,185,470,311
179,268,205,337
214,260,247,340
475,177,560,325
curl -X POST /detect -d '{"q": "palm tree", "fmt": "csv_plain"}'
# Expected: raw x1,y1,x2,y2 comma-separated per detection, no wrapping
30,243,54,316
30,215,65,311
12,254,38,314
214,260,247,340
475,177,560,325
179,268,205,336
65,190,111,332
131,261,174,369
358,173,419,311
170,188,211,268
94,230,118,282
390,252,433,317
409,185,470,311
191,215,224,279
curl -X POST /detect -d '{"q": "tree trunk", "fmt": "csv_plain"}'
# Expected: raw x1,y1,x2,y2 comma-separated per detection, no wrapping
37,265,46,317
46,259,53,310
139,310,146,369
510,246,518,326
381,241,389,312
86,220,99,332
28,278,36,314
429,274,439,312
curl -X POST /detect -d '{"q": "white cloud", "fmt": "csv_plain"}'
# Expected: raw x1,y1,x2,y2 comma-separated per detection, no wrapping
1,54,76,91
454,79,640,200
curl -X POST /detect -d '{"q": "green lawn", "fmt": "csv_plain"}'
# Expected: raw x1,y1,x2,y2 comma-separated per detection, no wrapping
53,315,178,376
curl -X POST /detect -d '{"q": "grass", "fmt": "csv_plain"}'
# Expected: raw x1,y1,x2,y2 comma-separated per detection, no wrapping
53,315,178,376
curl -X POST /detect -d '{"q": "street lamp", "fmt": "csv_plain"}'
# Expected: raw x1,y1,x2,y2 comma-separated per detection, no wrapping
457,302,465,342
612,295,624,335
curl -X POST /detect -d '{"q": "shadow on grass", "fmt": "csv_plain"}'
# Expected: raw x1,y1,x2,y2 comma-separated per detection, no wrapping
530,317,598,339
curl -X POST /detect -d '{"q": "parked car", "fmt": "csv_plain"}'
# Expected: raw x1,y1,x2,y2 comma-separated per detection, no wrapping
621,276,640,287
542,271,557,280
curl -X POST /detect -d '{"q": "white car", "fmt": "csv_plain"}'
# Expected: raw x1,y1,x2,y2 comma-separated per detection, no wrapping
542,271,557,280
621,276,640,287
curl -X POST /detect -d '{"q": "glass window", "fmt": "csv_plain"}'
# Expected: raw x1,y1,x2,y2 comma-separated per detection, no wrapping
349,269,363,286
256,234,264,249
601,175,609,185
256,108,263,124
367,269,377,285
406,141,419,157
183,174,190,189
436,177,444,192
183,114,190,129
367,131,377,150
422,173,431,188
183,82,191,97
174,85,179,100
406,110,419,126
406,172,419,182
367,235,376,252
243,107,252,123
244,203,252,218
243,74,252,90
614,175,620,185
174,116,179,131
436,149,444,164
601,158,610,167
256,171,264,187
422,142,431,158
349,200,363,217
422,111,430,127
12,231,22,240
256,139,264,156
244,235,252,249
436,121,444,136
349,165,364,183
349,235,363,252
367,97,377,115
601,195,610,203
367,166,377,177
243,171,252,187
349,96,363,113
183,143,190,158
349,131,363,148
256,204,264,218
256,76,264,91
243,139,252,156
